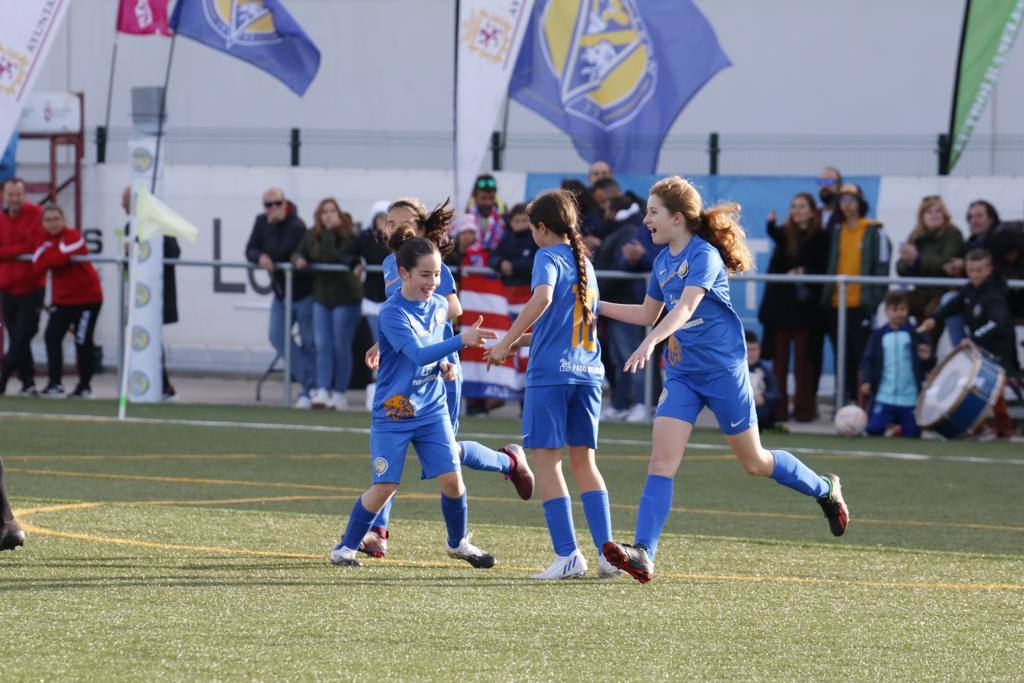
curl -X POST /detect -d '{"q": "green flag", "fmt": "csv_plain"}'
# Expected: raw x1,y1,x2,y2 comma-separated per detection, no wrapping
949,0,1024,171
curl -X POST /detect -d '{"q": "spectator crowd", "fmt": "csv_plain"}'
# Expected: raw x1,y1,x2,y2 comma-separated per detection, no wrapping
2,162,1023,438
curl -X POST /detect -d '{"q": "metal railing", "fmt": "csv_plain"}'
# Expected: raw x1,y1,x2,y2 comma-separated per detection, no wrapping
17,254,1024,413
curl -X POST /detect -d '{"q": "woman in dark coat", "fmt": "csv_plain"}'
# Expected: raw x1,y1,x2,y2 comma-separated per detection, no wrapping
758,192,830,422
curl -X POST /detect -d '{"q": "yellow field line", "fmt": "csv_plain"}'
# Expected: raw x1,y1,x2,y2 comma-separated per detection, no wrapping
12,467,1024,533
16,519,1023,593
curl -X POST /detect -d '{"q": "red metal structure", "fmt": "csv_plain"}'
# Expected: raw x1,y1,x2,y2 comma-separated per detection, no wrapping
21,92,85,228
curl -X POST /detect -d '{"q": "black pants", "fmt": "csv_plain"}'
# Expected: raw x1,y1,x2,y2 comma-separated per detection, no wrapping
0,288,44,389
826,307,872,403
44,302,101,390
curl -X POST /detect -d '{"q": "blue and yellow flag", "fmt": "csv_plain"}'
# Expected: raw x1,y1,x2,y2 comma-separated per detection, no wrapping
510,0,730,173
169,0,320,96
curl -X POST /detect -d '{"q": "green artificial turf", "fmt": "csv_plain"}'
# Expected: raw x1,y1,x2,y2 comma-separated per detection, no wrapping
1,397,1022,680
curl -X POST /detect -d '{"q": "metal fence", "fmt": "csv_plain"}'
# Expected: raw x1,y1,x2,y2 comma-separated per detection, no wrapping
19,255,1024,414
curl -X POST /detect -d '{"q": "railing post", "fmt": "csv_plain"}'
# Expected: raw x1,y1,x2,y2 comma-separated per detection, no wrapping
490,130,503,171
290,127,301,167
835,278,847,412
283,265,293,407
96,125,108,163
708,132,720,175
937,133,951,176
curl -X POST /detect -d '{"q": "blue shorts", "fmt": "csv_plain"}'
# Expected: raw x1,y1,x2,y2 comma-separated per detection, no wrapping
522,383,601,449
369,417,460,484
656,363,757,435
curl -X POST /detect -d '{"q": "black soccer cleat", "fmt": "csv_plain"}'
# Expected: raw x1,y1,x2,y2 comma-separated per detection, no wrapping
446,536,496,569
817,472,849,537
601,541,653,584
0,518,26,552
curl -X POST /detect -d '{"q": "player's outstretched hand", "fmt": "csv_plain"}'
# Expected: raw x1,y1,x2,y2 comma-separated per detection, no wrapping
624,337,656,374
365,343,380,370
484,340,511,370
461,315,498,348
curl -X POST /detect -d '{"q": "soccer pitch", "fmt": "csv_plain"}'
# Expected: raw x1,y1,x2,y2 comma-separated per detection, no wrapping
2,398,1022,680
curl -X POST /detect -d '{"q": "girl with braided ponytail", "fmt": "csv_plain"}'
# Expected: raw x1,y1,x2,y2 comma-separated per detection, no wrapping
358,197,534,560
598,176,850,584
486,189,618,580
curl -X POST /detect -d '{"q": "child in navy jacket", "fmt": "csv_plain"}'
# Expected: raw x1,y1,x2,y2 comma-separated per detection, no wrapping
859,291,934,437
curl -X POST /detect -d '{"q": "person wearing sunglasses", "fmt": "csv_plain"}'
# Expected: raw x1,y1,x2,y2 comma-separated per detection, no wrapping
815,166,844,234
245,187,317,408
466,174,506,252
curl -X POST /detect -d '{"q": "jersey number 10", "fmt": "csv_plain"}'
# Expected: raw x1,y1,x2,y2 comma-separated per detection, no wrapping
571,285,597,351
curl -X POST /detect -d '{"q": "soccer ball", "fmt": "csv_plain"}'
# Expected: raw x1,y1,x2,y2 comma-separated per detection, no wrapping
834,404,867,436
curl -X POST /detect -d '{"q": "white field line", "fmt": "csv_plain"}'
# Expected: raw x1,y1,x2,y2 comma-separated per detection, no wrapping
2,410,1023,466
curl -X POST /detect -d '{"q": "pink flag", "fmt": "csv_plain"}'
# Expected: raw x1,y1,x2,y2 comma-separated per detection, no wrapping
117,0,171,36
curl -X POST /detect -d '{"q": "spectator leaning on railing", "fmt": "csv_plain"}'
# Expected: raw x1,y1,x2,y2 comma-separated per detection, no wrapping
32,204,103,399
858,291,934,438
492,203,537,286
758,192,829,422
292,198,363,410
821,183,891,403
895,195,964,337
0,177,45,395
244,187,316,409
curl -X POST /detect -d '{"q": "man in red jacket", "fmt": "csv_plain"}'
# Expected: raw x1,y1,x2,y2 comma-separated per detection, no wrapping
0,177,45,395
33,204,103,397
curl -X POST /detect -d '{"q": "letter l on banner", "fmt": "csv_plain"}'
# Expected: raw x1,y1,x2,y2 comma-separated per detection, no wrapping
455,0,535,208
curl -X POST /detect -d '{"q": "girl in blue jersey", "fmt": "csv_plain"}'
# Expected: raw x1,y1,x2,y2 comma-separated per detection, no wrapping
331,227,501,568
359,198,534,559
486,190,618,580
599,176,850,583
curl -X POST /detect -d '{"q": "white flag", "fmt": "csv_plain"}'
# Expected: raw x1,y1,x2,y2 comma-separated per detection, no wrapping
0,0,71,149
455,0,535,209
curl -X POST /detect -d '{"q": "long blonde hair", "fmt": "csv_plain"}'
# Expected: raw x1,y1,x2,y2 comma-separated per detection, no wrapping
908,195,955,242
650,176,754,273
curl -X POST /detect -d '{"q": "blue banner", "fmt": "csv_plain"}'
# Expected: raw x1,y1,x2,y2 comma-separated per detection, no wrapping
0,132,17,183
169,0,320,96
510,0,730,173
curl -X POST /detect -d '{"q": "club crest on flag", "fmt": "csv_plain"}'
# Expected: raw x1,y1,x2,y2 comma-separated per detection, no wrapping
0,44,28,96
540,0,656,131
203,0,280,48
461,8,514,63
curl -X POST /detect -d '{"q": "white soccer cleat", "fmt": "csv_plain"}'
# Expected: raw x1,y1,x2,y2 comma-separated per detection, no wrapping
597,553,623,579
329,545,362,567
446,535,496,569
532,549,588,580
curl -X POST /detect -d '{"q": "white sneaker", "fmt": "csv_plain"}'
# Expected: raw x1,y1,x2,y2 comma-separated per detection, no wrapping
364,383,376,411
532,549,588,580
329,545,362,567
446,534,496,569
294,395,313,410
310,388,330,409
329,391,347,410
601,405,628,422
597,553,623,579
625,403,649,423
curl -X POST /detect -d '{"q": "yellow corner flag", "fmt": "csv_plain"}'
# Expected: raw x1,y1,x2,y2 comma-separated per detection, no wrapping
134,186,200,243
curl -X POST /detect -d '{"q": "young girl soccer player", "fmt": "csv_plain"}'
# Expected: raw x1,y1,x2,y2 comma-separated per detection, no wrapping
486,190,618,580
599,176,849,584
331,228,500,568
359,199,534,559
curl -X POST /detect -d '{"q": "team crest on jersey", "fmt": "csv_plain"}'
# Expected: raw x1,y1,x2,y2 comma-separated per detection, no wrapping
676,260,688,278
539,0,657,131
0,45,28,96
383,394,415,420
435,309,446,327
373,457,389,476
203,0,281,48
665,336,681,365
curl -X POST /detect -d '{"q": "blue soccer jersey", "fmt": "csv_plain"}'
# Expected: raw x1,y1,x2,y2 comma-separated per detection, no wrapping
526,242,603,387
646,235,746,374
383,252,456,299
373,292,460,429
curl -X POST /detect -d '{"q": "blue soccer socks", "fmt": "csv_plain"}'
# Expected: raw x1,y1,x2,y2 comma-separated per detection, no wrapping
580,489,613,552
441,493,469,549
372,496,393,530
459,441,511,474
770,450,829,499
339,496,379,551
634,474,674,558
542,496,578,557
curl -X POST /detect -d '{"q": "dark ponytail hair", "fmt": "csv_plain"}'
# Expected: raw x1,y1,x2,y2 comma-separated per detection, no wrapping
388,197,455,256
389,224,440,274
527,190,594,328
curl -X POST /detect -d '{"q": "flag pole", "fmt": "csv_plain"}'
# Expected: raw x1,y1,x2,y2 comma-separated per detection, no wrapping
453,0,460,207
151,33,176,193
103,33,119,142
945,0,973,174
